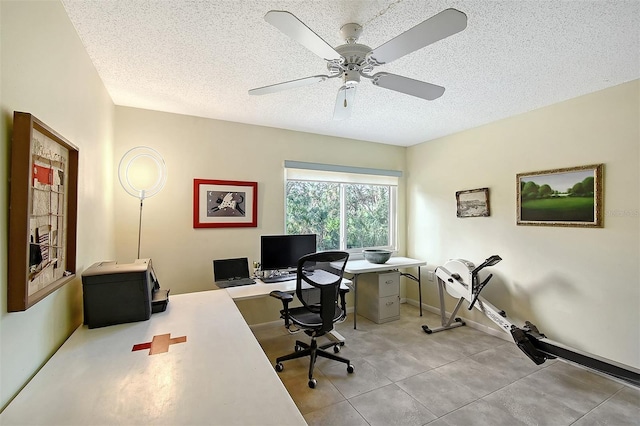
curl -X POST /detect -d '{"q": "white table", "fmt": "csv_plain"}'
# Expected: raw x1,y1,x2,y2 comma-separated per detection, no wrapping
337,257,427,329
0,290,306,426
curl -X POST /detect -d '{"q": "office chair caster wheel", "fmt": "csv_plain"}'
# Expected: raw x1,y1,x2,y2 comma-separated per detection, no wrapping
275,363,284,372
333,345,340,353
339,342,345,346
421,325,432,334
294,344,302,352
308,378,317,388
347,364,354,374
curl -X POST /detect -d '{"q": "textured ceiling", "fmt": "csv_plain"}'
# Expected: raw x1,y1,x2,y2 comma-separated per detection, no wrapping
61,0,639,146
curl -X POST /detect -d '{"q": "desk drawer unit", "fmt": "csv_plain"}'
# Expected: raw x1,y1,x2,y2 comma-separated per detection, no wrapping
358,271,400,323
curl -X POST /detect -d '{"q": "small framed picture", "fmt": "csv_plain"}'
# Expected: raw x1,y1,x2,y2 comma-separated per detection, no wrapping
456,187,490,218
193,179,258,228
517,164,603,227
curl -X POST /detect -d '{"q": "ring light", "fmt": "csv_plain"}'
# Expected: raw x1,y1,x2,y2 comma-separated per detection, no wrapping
118,146,167,200
118,146,167,259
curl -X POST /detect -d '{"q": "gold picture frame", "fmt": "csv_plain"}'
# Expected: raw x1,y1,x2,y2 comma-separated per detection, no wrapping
517,164,603,227
8,112,79,311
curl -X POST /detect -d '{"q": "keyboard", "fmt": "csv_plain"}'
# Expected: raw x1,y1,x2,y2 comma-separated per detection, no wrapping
215,278,256,288
262,271,314,283
262,274,296,283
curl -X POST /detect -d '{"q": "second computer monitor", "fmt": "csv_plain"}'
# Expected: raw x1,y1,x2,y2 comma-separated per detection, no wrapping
260,234,317,271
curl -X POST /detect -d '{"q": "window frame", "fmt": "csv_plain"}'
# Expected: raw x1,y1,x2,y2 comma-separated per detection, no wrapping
284,169,399,256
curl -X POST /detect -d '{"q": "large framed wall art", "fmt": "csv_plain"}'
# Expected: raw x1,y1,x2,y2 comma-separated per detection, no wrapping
516,164,603,227
8,112,79,311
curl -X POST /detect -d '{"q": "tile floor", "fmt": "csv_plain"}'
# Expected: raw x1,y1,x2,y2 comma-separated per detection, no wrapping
252,304,639,426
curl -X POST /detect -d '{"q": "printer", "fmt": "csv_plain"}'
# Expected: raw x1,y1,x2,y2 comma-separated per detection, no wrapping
81,258,169,328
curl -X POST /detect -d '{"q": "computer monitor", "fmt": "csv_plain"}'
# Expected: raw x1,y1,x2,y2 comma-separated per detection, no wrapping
260,234,317,271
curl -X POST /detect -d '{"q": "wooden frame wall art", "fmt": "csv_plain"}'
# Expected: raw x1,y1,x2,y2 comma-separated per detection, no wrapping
8,112,79,311
517,164,603,227
193,179,258,228
456,187,490,218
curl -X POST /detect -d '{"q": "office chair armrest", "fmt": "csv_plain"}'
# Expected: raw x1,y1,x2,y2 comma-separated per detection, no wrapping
269,290,293,303
270,290,294,327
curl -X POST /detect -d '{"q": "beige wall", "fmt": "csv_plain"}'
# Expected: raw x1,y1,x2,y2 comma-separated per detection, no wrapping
113,107,407,323
406,80,640,369
0,1,115,410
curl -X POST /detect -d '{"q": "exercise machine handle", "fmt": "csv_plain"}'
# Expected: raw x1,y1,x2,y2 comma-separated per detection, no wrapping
468,273,493,310
471,255,502,275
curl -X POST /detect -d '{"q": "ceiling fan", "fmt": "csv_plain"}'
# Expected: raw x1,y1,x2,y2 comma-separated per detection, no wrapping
248,8,467,120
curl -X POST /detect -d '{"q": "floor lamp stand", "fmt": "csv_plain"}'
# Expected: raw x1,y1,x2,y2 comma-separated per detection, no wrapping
137,198,144,259
118,146,167,261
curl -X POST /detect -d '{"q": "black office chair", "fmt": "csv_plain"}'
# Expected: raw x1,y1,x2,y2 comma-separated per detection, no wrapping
269,251,354,388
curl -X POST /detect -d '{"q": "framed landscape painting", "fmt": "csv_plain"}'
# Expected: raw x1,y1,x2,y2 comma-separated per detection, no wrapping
516,164,603,227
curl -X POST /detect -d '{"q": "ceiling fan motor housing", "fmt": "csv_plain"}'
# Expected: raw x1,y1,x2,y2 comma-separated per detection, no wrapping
335,43,371,66
330,43,373,84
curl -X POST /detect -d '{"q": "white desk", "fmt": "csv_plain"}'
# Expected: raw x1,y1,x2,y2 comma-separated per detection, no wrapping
338,257,427,329
0,290,305,426
225,276,351,300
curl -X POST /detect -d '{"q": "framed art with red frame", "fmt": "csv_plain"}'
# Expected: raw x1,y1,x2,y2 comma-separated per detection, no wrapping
193,179,257,228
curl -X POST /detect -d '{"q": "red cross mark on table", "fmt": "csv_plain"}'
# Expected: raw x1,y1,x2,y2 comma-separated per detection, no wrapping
132,333,187,355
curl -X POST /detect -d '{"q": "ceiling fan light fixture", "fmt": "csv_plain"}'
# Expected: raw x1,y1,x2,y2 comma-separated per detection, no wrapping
343,69,360,86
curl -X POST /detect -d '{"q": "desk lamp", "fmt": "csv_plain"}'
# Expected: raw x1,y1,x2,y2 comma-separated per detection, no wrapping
118,146,167,259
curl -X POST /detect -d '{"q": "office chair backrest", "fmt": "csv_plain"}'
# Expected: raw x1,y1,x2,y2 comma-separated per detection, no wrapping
296,251,349,334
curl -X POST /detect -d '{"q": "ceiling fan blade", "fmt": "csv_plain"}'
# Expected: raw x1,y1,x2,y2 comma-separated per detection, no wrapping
372,72,445,100
333,85,357,120
249,75,329,95
368,8,467,65
265,10,342,61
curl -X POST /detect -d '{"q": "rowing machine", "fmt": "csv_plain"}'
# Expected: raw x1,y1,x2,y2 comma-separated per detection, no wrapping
422,256,640,387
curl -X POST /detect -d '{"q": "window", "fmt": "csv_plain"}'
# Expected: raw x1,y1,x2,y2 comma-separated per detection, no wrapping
285,161,399,254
